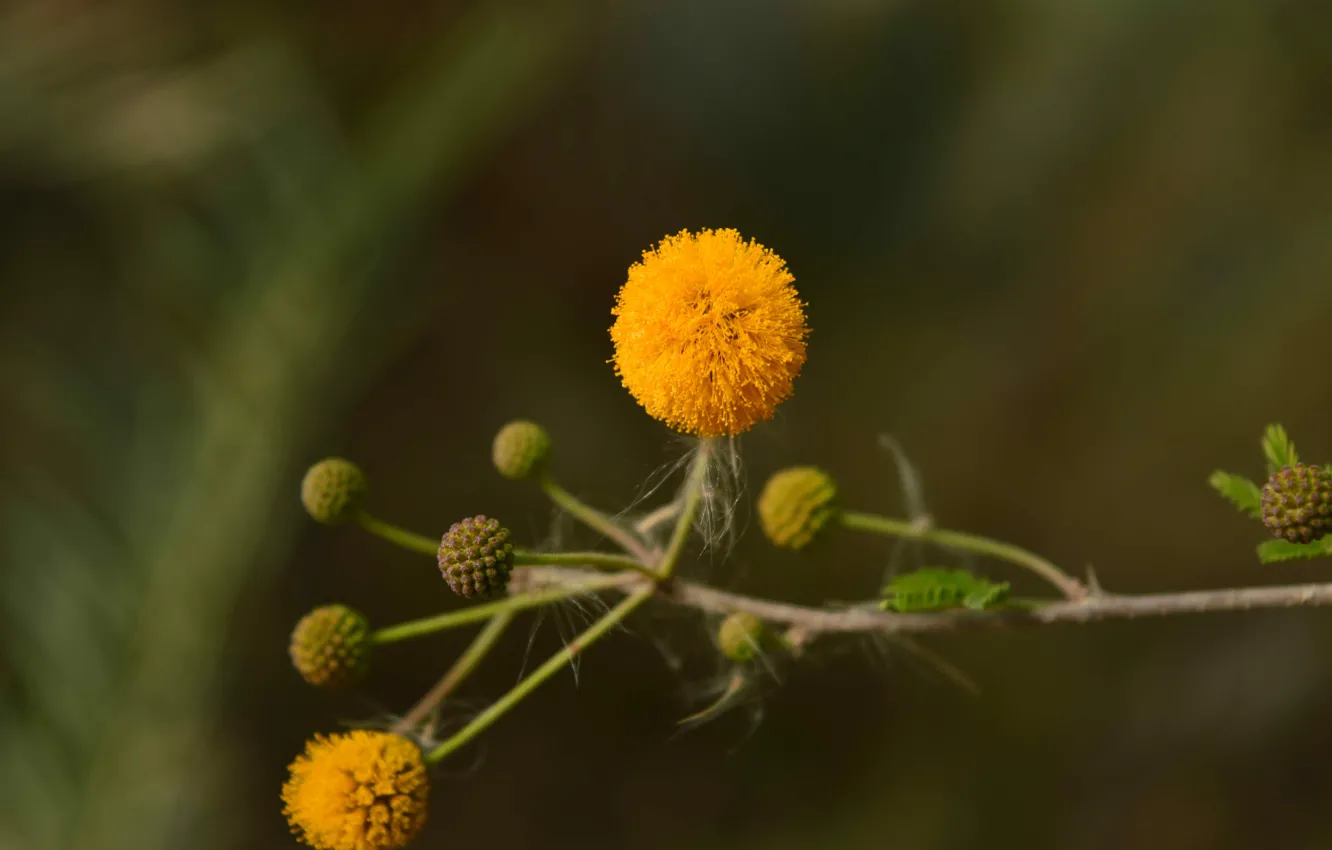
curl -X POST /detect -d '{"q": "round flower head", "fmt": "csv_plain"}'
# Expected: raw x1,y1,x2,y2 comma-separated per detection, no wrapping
491,420,551,480
438,515,515,598
302,458,367,525
1261,464,1332,544
610,228,809,437
282,730,428,850
289,604,373,688
757,466,838,549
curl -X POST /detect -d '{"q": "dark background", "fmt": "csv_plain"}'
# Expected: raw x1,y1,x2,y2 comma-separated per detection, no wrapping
4,1,1332,849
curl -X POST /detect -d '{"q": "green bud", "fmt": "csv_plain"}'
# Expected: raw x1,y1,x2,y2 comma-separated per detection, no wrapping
289,604,372,688
718,611,765,663
1261,464,1332,544
300,458,367,525
757,466,837,549
438,515,516,598
492,420,551,481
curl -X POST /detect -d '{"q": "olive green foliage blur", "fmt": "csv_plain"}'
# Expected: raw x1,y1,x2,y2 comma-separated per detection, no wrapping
5,2,1332,850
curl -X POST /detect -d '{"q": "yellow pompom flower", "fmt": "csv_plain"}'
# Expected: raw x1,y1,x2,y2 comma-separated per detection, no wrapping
610,228,809,437
282,730,429,850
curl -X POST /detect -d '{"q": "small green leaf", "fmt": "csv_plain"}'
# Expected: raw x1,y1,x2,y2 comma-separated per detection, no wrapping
880,568,1010,612
1257,537,1332,564
1209,470,1263,519
1262,424,1299,473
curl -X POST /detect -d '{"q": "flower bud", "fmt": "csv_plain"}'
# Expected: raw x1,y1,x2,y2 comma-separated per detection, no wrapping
438,515,516,598
757,466,837,549
289,604,372,688
718,611,765,663
492,420,551,481
1261,464,1332,544
300,458,366,525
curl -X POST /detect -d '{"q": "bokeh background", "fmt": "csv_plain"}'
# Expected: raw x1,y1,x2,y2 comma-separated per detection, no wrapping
4,1,1332,848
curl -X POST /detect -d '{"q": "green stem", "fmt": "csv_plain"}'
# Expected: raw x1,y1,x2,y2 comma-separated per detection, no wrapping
425,584,654,764
658,440,711,580
538,475,653,563
839,510,1086,600
514,549,656,579
356,511,439,557
370,574,628,645
393,611,515,736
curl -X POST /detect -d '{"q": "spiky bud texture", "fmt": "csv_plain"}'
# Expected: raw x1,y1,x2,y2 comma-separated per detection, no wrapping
492,420,551,480
718,611,765,663
1261,464,1332,544
289,604,372,688
757,466,838,549
301,458,367,526
437,515,516,598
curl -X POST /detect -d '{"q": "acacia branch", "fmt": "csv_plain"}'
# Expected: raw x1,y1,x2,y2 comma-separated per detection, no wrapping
512,566,1332,637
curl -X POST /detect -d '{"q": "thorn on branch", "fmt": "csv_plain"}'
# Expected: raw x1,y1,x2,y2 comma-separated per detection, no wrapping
1085,565,1105,598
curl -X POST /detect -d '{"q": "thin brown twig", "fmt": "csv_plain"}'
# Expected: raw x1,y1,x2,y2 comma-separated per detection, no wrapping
512,565,1332,637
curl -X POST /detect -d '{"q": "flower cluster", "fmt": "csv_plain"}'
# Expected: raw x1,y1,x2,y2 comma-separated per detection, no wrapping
281,227,1073,850
283,227,808,849
276,225,1332,850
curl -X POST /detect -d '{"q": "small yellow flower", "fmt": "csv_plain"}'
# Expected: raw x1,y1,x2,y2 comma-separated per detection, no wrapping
282,730,428,850
610,228,808,437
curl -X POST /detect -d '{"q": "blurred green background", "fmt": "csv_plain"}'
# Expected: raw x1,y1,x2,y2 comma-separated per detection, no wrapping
4,1,1332,848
